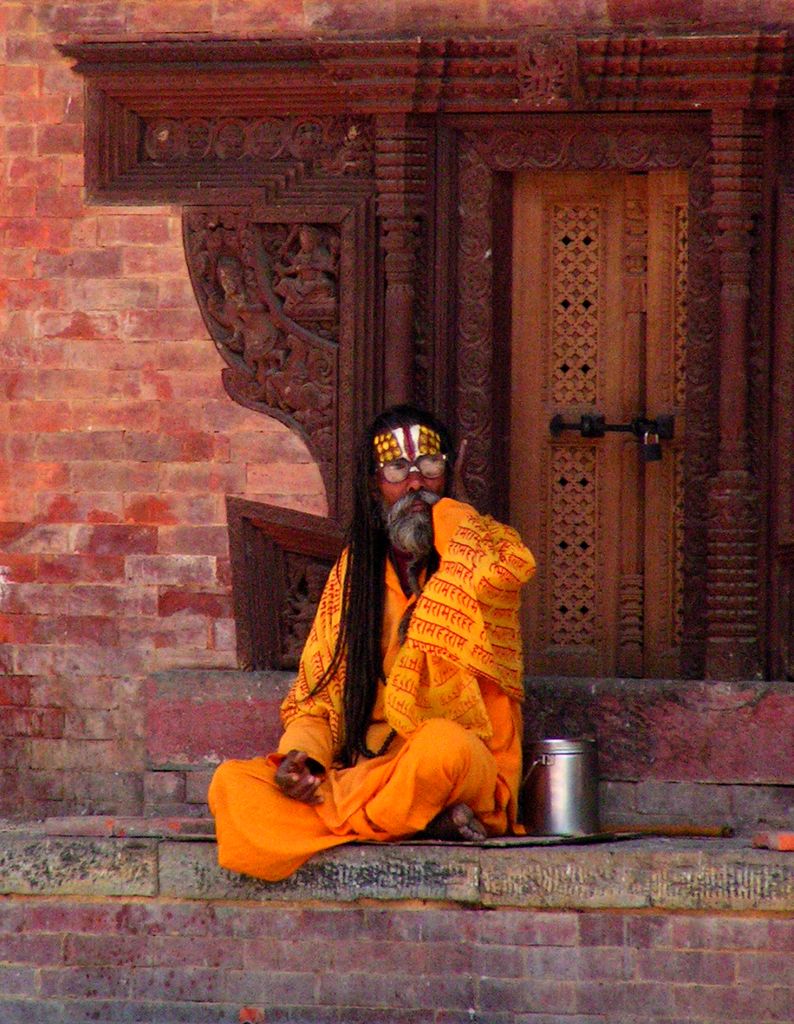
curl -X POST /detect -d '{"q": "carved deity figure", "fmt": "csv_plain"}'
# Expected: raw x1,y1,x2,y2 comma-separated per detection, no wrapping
273,225,338,320
208,255,281,379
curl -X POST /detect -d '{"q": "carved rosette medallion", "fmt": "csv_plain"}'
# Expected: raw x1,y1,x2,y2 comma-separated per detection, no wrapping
516,34,579,107
184,208,340,492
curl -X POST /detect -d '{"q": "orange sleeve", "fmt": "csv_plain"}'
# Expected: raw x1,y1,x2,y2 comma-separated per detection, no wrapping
431,497,476,556
276,715,334,771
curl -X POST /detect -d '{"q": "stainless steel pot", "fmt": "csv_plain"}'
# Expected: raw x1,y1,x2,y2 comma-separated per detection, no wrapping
520,737,600,836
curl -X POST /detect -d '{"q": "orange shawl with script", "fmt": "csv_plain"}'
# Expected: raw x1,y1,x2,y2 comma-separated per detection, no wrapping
280,498,536,757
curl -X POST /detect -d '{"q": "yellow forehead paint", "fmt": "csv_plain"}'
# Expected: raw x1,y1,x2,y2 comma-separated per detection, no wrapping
374,424,442,463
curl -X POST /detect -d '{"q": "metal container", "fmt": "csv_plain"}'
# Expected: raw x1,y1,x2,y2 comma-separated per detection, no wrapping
520,737,600,836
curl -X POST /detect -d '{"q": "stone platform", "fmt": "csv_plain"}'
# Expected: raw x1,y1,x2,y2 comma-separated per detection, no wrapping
2,819,793,1023
1,817,793,911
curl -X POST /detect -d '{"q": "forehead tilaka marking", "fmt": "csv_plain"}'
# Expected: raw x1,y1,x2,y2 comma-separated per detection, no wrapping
373,424,442,464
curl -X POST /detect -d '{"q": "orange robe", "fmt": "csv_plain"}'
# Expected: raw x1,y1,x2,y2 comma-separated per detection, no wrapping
209,498,536,881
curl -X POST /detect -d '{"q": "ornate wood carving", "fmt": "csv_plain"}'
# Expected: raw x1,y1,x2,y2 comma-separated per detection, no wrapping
184,199,373,520
455,121,713,676
60,32,793,678
517,34,580,107
704,109,764,679
226,498,343,670
374,116,434,405
771,180,794,679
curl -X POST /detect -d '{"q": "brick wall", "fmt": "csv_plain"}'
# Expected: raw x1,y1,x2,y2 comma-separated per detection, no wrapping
0,896,791,1023
4,2,794,818
0,2,331,817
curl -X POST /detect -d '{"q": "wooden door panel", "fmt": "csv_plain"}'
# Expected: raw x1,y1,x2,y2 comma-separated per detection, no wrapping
511,172,628,677
511,170,687,678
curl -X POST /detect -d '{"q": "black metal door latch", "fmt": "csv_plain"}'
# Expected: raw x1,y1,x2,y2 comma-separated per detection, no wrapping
549,412,675,462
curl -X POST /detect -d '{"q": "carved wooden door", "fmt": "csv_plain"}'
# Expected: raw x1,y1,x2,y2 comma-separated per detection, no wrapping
510,170,687,678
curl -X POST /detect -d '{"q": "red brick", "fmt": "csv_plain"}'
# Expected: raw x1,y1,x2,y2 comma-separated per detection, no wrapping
34,311,121,340
9,461,69,490
150,615,209,649
123,495,179,526
35,187,84,218
4,523,72,554
0,554,37,581
146,698,282,766
0,614,36,644
38,493,124,524
0,933,64,966
124,493,225,526
66,584,158,618
0,676,32,705
37,123,83,154
96,215,177,246
633,949,736,985
73,524,158,556
122,309,205,341
159,463,246,493
4,125,35,151
121,246,187,275
69,278,160,311
1,185,36,215
158,590,232,618
38,248,124,278
125,555,217,587
9,400,72,431
0,707,64,738
7,155,61,188
68,401,161,432
69,461,160,492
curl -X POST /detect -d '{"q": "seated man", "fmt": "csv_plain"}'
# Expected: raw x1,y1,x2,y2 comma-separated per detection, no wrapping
209,404,536,881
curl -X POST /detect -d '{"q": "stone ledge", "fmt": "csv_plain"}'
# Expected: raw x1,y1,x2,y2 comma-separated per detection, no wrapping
1,819,792,912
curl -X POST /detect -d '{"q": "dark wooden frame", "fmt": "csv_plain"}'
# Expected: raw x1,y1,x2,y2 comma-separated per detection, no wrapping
226,497,343,670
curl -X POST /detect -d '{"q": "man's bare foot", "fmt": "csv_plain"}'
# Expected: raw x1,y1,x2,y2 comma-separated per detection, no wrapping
423,802,487,842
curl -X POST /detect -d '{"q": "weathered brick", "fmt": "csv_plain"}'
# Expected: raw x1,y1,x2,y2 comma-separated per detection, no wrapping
158,589,232,618
0,966,38,997
0,707,64,738
37,123,83,153
0,676,32,706
96,215,178,247
0,932,64,965
632,949,736,985
73,524,158,556
126,555,217,587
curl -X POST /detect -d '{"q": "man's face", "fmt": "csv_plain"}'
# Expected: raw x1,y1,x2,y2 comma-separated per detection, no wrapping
373,423,447,509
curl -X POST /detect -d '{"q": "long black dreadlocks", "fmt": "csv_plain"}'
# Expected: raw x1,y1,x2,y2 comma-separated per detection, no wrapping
311,404,455,767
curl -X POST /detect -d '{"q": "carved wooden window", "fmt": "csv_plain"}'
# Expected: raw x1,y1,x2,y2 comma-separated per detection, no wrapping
226,498,342,670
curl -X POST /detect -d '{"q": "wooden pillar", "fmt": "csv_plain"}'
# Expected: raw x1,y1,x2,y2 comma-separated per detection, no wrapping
705,108,764,679
375,115,429,407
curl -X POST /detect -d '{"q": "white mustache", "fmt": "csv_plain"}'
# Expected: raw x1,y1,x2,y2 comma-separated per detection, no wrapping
387,488,440,523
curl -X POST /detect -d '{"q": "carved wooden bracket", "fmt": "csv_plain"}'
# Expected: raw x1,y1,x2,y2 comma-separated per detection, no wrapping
184,198,374,521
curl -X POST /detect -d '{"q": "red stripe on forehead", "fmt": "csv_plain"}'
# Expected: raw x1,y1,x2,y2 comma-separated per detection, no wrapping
402,425,417,460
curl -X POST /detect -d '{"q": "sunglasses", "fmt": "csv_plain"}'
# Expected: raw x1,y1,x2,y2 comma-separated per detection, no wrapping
378,453,448,483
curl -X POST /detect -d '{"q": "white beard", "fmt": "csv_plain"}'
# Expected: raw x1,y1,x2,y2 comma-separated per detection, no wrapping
384,489,440,558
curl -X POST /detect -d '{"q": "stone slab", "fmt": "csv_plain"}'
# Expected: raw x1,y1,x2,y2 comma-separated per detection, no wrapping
0,827,157,897
479,839,794,912
158,840,482,903
4,820,790,911
144,671,794,783
524,677,794,784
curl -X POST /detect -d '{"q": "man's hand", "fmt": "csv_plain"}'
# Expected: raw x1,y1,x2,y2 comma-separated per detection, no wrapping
275,749,325,804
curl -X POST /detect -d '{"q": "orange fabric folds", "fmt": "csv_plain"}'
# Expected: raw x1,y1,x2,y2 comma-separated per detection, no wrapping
209,498,536,881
